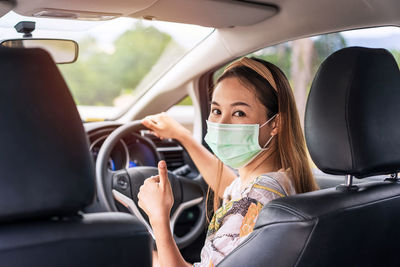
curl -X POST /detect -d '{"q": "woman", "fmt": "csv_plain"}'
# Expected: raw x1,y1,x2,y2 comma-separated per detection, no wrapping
138,57,319,267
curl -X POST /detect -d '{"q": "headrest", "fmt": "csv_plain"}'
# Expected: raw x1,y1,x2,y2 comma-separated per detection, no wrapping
305,47,400,178
0,48,95,222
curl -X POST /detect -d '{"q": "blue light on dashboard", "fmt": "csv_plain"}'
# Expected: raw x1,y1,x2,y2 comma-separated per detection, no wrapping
129,161,137,168
108,159,116,171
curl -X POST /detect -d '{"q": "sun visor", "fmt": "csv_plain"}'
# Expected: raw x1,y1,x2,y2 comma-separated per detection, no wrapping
130,0,278,28
0,0,15,17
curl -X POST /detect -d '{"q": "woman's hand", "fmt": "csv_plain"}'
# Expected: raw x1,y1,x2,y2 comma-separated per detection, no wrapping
138,160,174,226
141,112,191,141
139,161,190,267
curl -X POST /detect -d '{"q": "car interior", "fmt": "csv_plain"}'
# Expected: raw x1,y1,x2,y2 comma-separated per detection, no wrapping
0,0,399,266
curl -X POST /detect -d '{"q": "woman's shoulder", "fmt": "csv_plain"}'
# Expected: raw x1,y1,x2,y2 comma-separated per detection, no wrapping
247,171,296,205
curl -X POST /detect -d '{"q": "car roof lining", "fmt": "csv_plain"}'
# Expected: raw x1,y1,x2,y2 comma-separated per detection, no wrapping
9,0,400,35
11,0,400,29
0,0,15,17
12,0,279,28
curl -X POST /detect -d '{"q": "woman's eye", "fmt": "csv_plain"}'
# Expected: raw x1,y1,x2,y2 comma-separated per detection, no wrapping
233,110,245,117
211,109,221,115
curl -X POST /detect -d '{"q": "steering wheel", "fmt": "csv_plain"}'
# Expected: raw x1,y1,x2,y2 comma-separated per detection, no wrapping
95,121,206,248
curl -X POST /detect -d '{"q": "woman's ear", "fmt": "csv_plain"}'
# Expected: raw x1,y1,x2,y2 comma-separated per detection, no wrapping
271,114,281,136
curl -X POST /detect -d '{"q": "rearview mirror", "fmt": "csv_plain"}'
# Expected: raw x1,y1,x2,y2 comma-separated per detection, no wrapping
0,39,78,64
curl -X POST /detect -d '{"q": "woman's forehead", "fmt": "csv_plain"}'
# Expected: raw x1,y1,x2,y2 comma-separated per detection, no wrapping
212,77,260,106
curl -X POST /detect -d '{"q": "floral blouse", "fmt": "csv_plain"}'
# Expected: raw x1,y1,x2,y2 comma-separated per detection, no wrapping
193,171,296,267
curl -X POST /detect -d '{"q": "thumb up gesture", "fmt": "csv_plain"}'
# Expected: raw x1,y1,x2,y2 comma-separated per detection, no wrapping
138,160,174,227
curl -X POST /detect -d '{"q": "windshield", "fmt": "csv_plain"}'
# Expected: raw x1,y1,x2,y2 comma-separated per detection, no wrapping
0,11,213,121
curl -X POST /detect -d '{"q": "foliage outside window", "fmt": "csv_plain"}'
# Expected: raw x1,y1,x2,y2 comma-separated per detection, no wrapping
60,23,173,107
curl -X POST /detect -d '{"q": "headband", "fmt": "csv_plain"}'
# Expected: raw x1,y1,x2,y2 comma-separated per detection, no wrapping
223,57,277,92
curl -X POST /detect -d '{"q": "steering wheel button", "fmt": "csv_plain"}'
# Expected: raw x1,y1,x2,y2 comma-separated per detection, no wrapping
117,175,129,190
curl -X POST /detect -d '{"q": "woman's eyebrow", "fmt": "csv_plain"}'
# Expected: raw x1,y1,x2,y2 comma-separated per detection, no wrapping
231,102,250,107
211,101,250,107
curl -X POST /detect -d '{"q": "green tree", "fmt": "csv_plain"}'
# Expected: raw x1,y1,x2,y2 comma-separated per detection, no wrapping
390,49,400,67
256,44,292,80
213,44,292,83
313,33,347,73
59,22,172,106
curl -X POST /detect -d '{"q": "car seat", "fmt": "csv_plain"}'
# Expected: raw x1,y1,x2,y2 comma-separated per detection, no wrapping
0,47,152,267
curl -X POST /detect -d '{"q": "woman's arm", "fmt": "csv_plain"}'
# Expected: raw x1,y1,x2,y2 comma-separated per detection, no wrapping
142,112,236,197
138,161,191,267
151,218,192,267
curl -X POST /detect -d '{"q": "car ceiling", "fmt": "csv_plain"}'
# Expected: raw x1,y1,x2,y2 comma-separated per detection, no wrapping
11,0,277,28
2,0,398,31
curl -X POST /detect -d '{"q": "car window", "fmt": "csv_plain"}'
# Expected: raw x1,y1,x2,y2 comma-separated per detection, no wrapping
167,96,194,133
59,20,212,121
0,11,213,121
0,12,212,121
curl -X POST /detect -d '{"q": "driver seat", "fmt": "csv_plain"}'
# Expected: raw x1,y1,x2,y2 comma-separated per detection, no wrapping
0,47,152,266
218,46,400,266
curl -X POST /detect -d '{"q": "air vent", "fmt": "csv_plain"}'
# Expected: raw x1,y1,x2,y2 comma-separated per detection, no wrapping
160,148,185,170
142,131,185,170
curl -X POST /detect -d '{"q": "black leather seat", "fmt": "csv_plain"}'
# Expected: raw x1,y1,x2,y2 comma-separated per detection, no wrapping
217,47,400,267
0,48,152,266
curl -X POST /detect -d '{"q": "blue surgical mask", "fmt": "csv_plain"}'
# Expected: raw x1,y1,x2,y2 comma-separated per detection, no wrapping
204,114,277,169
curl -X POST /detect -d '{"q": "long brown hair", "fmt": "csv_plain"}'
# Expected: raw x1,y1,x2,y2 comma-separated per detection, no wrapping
207,57,318,214
206,160,223,220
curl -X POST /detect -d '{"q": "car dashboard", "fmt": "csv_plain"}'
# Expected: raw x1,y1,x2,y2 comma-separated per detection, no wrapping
85,121,199,178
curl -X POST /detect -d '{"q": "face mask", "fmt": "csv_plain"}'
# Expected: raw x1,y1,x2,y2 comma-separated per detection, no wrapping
204,114,277,169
